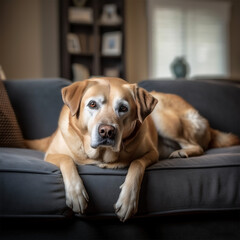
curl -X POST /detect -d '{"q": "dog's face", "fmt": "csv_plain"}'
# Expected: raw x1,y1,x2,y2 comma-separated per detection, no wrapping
62,78,157,153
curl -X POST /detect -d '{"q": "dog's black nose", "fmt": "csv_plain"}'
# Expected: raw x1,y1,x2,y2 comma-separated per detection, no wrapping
98,124,116,139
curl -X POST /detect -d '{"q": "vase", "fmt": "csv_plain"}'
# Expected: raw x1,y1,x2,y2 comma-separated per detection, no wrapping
170,57,189,79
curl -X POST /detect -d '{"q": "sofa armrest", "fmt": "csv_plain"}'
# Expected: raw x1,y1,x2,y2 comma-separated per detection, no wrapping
4,78,71,139
139,79,240,137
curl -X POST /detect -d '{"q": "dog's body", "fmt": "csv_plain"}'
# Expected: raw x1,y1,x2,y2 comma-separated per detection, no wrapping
26,77,240,222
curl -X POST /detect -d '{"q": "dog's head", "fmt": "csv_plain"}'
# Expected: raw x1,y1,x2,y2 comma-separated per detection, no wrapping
61,78,158,153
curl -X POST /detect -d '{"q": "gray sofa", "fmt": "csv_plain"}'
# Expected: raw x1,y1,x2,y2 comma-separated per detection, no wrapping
1,78,240,240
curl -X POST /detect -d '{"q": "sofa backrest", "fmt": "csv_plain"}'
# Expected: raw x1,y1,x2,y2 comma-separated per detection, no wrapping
4,78,70,139
139,79,240,137
4,78,240,140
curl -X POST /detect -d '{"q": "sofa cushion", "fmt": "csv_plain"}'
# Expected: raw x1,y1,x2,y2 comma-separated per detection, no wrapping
78,146,240,217
0,80,24,148
1,146,240,218
0,147,71,218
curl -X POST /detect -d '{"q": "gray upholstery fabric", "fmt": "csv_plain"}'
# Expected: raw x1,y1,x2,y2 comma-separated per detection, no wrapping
5,78,240,139
4,78,71,139
0,148,70,217
1,78,240,220
1,146,240,218
78,146,240,217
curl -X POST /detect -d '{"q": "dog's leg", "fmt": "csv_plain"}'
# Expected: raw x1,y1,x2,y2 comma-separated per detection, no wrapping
114,150,158,222
46,154,89,214
152,106,208,158
169,140,204,158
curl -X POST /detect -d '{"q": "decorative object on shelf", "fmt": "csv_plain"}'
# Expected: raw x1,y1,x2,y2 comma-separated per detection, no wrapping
0,65,6,80
102,31,122,56
73,0,87,7
72,63,90,82
104,67,120,77
170,56,190,78
68,7,93,24
67,33,81,54
100,4,122,26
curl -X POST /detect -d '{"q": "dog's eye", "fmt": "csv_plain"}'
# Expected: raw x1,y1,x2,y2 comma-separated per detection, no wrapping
88,100,98,109
119,105,128,113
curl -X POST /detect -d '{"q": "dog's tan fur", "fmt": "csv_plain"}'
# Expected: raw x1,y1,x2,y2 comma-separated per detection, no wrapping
26,77,240,222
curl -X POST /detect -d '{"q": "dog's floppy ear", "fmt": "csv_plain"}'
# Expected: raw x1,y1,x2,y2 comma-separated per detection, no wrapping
61,80,89,116
131,84,158,123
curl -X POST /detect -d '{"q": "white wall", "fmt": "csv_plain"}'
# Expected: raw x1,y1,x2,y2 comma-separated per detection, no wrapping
0,0,59,79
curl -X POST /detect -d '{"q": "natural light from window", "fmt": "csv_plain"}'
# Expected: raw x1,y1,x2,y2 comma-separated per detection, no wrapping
147,0,231,79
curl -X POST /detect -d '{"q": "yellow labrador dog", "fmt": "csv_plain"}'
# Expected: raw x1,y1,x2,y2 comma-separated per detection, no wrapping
26,77,239,222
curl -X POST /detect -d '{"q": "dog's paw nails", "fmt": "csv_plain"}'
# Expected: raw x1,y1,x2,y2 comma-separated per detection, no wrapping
82,189,89,202
114,203,121,213
120,217,126,222
169,150,188,159
78,194,88,214
66,198,73,209
65,182,89,214
114,185,138,222
98,163,107,168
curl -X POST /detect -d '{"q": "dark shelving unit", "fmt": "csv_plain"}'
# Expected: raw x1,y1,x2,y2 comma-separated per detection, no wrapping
59,0,125,81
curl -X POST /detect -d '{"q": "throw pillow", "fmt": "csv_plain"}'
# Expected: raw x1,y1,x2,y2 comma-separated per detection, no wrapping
0,79,25,148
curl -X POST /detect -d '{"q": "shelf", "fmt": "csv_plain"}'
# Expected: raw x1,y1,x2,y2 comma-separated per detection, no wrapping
70,22,94,27
71,53,94,57
101,55,122,59
99,24,122,30
60,0,125,81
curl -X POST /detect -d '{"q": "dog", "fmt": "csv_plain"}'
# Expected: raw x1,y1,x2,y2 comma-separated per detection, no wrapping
26,77,240,222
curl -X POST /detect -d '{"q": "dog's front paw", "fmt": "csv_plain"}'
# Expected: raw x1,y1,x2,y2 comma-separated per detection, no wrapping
65,179,89,214
169,149,188,158
114,183,139,222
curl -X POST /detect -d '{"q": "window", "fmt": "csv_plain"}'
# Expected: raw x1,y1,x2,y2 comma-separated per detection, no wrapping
147,0,231,79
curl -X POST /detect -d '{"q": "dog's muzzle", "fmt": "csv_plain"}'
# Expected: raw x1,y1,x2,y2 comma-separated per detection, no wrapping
91,124,117,149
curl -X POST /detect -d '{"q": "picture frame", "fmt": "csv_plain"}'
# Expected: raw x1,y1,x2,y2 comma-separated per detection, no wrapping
102,31,122,56
67,33,81,54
